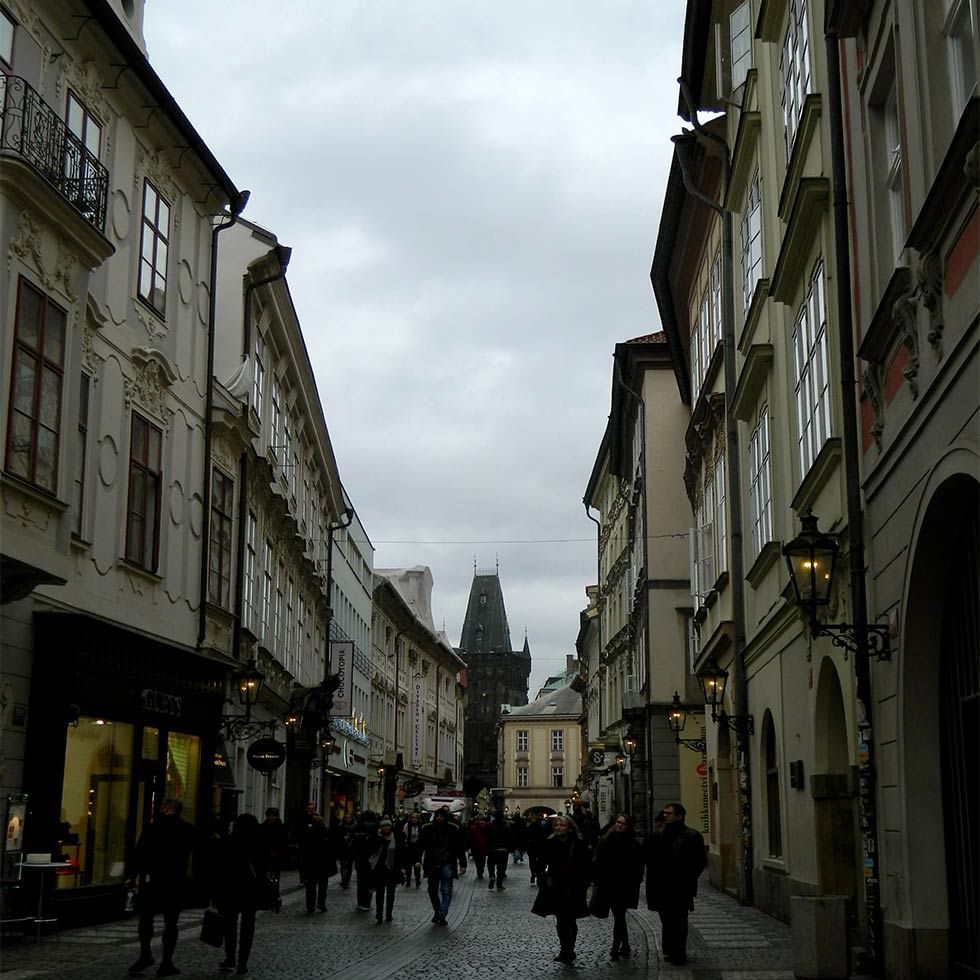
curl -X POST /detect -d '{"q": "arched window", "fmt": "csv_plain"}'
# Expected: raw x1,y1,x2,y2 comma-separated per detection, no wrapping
763,712,782,857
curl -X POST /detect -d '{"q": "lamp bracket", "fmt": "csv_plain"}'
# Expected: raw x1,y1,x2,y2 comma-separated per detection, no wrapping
220,713,278,742
674,736,707,754
811,621,891,661
712,709,754,737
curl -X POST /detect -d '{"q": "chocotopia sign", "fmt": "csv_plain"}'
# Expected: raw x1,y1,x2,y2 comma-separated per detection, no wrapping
246,738,287,773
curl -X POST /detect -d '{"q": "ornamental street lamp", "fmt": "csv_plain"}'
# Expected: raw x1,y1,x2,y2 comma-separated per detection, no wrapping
783,510,891,660
220,660,278,741
666,692,706,753
697,658,753,736
622,730,638,757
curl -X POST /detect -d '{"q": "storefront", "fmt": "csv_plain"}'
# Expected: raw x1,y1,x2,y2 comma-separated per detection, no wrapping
324,719,368,821
22,612,227,926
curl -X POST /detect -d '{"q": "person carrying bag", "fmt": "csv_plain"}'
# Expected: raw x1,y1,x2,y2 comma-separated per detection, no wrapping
593,813,643,958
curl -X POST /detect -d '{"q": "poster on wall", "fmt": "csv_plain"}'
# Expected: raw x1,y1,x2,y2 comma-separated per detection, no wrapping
4,796,27,853
329,641,354,716
678,714,709,837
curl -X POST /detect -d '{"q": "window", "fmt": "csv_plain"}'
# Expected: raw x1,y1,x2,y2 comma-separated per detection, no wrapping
286,577,295,671
72,373,90,536
945,0,977,114
208,469,234,607
297,595,306,670
138,181,170,315
1,8,15,68
516,766,529,788
714,455,728,575
270,377,282,461
792,261,832,475
730,1,752,91
740,170,763,313
65,91,102,216
252,334,265,419
551,766,564,788
125,413,162,570
551,729,564,752
748,406,774,558
262,539,274,641
274,560,285,648
780,0,812,156
883,87,905,261
764,713,783,857
516,729,528,752
710,249,722,347
6,279,66,492
244,512,257,631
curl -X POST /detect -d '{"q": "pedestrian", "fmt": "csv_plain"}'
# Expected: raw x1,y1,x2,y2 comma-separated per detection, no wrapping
368,818,407,923
332,812,356,889
212,812,266,975
572,801,598,854
486,810,513,890
419,805,467,925
593,813,643,959
352,810,380,910
259,807,288,913
127,798,197,977
466,814,489,880
298,803,336,914
401,811,424,887
644,802,706,966
511,810,527,863
530,814,591,964
526,812,550,885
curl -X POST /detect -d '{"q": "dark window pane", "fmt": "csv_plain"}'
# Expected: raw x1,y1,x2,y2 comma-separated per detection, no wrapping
8,413,32,478
36,427,57,490
13,355,37,414
40,367,61,427
18,284,42,351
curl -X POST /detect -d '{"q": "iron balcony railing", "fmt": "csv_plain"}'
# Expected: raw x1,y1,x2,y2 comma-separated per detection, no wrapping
0,75,109,232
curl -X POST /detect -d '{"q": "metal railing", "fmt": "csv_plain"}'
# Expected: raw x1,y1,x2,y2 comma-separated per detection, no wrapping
0,75,109,232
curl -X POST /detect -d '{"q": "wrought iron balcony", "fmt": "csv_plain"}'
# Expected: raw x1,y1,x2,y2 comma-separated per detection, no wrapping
1,75,109,232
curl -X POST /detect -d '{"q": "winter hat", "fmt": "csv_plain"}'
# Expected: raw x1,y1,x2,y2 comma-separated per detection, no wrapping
379,818,393,828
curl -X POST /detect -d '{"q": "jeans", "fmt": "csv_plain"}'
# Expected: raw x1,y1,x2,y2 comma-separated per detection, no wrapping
138,903,180,964
305,877,327,912
489,851,508,886
426,863,455,919
375,877,397,919
339,858,353,888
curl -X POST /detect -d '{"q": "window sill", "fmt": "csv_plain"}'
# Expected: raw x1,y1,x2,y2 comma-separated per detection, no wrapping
760,857,787,873
70,533,91,551
119,559,163,583
791,437,843,514
135,295,167,326
745,541,782,589
1,471,69,512
704,587,719,610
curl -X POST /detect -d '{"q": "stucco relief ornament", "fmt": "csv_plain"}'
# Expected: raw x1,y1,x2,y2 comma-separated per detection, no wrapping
862,361,885,451
211,434,238,478
8,210,47,285
892,283,920,399
57,60,110,124
134,302,168,341
54,238,79,303
135,147,178,205
916,250,944,357
125,347,178,429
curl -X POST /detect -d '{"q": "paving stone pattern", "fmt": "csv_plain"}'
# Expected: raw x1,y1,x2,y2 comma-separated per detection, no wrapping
0,868,794,979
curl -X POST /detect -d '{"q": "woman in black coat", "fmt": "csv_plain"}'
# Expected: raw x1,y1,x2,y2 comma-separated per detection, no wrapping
593,813,644,959
530,815,591,964
213,813,266,976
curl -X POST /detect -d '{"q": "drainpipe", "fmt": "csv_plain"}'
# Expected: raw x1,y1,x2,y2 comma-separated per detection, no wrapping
198,189,249,650
675,78,753,906
825,30,883,975
230,244,292,664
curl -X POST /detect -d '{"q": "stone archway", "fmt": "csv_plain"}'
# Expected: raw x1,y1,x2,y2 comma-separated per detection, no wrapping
813,657,859,931
901,464,978,978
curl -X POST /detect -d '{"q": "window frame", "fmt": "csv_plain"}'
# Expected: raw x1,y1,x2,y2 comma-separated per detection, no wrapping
779,0,812,157
516,729,529,752
124,412,163,571
740,170,764,313
792,260,832,476
208,467,234,608
137,180,171,317
72,372,90,537
748,404,774,558
764,713,783,857
551,728,564,752
516,766,529,788
730,1,752,92
551,766,564,788
244,511,258,631
0,7,16,69
5,278,67,493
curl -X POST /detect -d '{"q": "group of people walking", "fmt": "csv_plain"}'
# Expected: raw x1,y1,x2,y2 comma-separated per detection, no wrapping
124,797,705,975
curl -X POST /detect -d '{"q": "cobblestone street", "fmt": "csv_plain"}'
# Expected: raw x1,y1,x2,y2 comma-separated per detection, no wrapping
1,867,793,980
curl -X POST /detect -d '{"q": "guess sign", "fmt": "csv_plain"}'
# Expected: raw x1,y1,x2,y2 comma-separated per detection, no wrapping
141,689,183,718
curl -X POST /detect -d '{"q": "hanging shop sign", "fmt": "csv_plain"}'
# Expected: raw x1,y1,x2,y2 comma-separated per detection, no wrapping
329,641,354,715
246,738,287,773
141,688,183,718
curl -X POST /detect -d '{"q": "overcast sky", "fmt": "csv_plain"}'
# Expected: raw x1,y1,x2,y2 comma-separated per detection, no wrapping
144,1,686,696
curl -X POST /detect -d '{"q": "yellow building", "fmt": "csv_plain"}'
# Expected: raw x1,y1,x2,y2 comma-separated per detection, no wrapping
496,684,582,815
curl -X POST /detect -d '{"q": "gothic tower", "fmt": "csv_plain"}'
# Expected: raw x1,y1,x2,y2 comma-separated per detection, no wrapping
458,566,530,798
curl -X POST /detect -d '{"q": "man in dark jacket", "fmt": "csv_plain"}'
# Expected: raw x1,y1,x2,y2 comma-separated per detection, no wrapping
128,798,197,977
485,811,514,890
368,818,407,923
298,803,335,913
259,807,288,912
644,802,706,965
419,806,466,925
352,810,380,910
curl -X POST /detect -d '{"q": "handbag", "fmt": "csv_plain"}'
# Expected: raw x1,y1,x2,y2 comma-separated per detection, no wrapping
200,907,226,947
588,882,610,918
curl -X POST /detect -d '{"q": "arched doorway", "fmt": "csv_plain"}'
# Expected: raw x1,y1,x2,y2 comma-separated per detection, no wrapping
813,658,859,933
903,470,978,979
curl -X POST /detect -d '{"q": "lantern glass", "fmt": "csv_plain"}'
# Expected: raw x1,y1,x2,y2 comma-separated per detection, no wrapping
623,732,637,756
320,734,335,752
783,512,839,612
697,658,728,709
666,692,687,733
236,661,264,707
614,752,626,768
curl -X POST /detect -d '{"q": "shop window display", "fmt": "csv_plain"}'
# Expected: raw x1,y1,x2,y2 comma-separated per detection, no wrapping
59,718,134,888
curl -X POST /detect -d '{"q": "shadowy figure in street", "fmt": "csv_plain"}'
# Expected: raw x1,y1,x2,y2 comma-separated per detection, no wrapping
419,806,466,925
531,813,590,964
213,812,267,975
298,803,335,914
486,809,514,890
259,807,287,913
352,810,380,910
401,811,424,887
128,797,197,977
368,818,407,923
593,812,643,959
644,802,706,966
